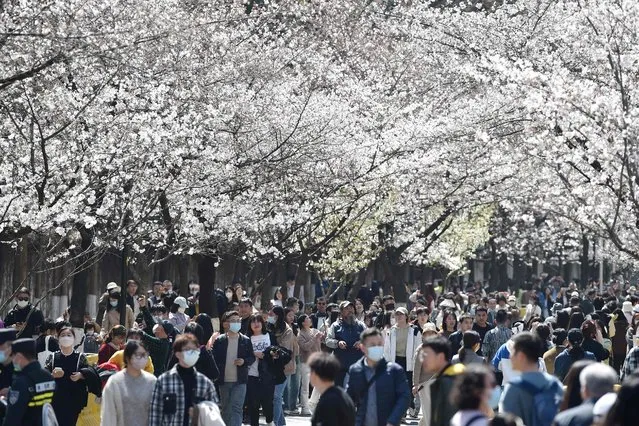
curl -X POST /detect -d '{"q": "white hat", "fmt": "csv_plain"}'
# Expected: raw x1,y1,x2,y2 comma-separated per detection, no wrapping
422,323,437,333
571,291,580,298
439,299,456,309
106,282,118,291
623,301,633,313
633,304,639,314
174,296,188,309
593,393,617,420
507,295,517,302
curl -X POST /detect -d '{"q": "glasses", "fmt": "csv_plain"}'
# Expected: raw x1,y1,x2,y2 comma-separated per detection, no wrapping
17,297,28,301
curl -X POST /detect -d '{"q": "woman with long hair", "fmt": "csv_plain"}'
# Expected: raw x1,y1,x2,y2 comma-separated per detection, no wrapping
554,329,596,381
245,313,278,426
581,319,610,361
440,310,458,338
268,306,296,426
603,376,639,426
101,291,134,335
450,365,495,426
98,325,127,364
524,295,543,323
354,299,366,322
296,314,321,415
452,330,485,365
559,359,596,412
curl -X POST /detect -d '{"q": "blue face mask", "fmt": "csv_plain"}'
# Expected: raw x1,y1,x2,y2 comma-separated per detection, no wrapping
12,360,21,372
0,350,7,364
267,316,277,325
229,323,241,333
366,345,384,362
110,300,118,307
488,384,502,409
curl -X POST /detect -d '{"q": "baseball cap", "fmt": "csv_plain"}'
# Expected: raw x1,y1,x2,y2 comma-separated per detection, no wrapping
106,282,118,291
339,300,354,310
571,291,580,298
0,329,17,345
395,307,409,317
507,295,517,302
623,301,633,313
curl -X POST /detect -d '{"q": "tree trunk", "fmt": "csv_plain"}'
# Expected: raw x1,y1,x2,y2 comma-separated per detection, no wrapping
198,254,218,318
580,235,589,289
70,230,92,328
294,252,309,299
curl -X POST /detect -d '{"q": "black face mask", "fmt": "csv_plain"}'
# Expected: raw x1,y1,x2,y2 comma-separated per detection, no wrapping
385,304,395,311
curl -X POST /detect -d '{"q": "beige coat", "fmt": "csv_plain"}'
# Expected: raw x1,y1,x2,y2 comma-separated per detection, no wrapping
275,324,297,375
297,328,321,363
101,305,134,336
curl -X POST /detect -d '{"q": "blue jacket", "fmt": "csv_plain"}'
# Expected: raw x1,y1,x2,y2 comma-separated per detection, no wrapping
346,357,410,426
211,333,255,384
553,349,596,381
328,320,366,370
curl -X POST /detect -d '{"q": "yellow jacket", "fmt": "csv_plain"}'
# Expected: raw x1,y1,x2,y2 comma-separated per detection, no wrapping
108,350,155,374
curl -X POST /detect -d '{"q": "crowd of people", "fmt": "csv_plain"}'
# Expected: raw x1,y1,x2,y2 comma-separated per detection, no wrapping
0,275,639,426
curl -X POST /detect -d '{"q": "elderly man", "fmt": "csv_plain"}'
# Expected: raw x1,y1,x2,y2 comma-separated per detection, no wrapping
553,363,617,426
325,301,366,386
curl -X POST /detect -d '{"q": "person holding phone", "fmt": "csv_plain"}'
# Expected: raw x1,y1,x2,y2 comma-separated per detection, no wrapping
3,287,44,339
44,324,89,426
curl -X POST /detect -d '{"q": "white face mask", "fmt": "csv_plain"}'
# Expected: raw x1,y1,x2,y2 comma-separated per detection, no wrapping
177,307,186,314
17,300,28,308
59,335,75,348
110,300,118,307
182,349,200,367
131,356,148,370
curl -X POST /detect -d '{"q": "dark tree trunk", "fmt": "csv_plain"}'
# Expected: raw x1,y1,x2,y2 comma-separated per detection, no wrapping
580,235,589,289
198,254,218,318
70,230,92,328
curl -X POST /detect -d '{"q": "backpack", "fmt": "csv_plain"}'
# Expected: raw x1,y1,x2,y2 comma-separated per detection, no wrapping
510,376,561,426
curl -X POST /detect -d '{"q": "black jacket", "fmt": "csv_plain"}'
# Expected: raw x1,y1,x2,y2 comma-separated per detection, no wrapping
211,333,255,383
4,304,44,338
262,345,292,385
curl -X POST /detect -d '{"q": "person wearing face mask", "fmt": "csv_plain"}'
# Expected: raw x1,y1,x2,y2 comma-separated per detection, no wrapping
449,365,496,426
169,297,191,333
3,287,44,339
2,338,55,426
44,325,90,426
108,329,155,374
101,340,157,426
211,311,255,426
81,321,100,354
0,329,18,406
149,334,218,426
99,325,127,364
265,306,295,426
100,290,134,338
346,327,410,426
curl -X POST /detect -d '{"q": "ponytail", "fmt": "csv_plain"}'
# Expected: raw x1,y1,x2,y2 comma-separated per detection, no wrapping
568,345,585,360
459,347,468,363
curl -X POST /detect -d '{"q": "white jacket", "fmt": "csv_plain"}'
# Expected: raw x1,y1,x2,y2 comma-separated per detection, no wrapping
383,325,419,371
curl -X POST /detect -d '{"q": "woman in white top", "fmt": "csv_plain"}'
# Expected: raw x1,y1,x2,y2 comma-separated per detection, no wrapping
523,294,543,323
101,340,157,426
449,365,495,426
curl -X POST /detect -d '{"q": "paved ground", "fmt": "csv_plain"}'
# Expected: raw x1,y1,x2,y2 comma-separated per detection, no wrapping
250,414,421,425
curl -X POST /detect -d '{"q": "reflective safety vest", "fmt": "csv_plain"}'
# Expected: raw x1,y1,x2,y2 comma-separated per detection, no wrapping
27,379,55,407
